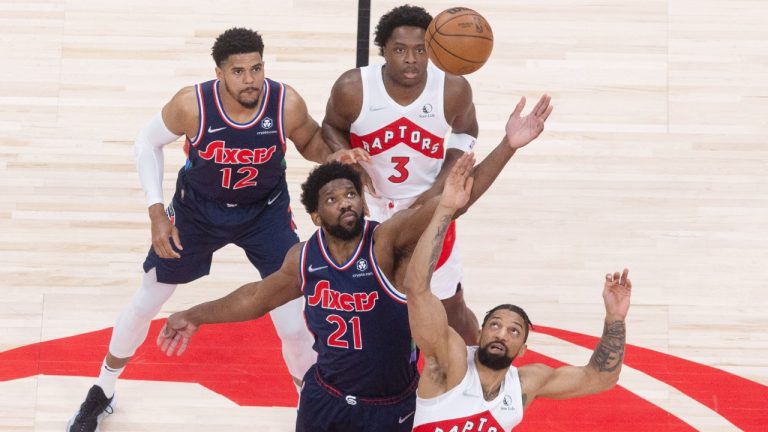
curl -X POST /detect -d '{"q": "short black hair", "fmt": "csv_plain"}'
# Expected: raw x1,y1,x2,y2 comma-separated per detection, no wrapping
482,304,534,342
300,162,363,214
374,4,432,55
211,27,265,67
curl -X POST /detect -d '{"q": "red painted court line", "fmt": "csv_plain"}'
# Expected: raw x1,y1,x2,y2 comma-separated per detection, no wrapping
535,325,768,432
0,319,760,430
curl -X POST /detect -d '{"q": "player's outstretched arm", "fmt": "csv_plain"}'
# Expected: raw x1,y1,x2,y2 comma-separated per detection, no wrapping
403,155,474,396
156,243,305,356
321,69,361,153
283,85,333,163
457,95,553,217
519,269,632,406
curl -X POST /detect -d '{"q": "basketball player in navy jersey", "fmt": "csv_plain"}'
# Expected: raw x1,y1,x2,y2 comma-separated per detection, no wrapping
157,94,552,431
404,185,631,431
66,27,357,432
323,4,484,345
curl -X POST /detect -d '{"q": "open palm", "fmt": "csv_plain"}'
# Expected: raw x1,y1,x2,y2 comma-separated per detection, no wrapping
506,95,553,149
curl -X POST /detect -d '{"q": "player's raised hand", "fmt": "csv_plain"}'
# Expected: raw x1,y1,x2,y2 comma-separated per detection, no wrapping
603,269,632,321
440,152,475,211
505,95,553,150
157,311,198,356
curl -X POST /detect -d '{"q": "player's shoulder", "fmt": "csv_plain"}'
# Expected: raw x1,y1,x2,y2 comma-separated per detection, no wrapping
163,85,199,123
517,362,555,392
443,73,472,101
332,68,363,93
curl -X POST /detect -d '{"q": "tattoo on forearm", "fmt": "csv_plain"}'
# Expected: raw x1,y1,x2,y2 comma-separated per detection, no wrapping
428,215,453,277
589,320,626,373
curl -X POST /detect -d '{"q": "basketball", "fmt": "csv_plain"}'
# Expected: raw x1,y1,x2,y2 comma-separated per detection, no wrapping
425,7,494,75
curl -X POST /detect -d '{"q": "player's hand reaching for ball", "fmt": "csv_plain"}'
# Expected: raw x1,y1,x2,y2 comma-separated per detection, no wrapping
603,268,632,321
505,95,553,150
440,152,475,211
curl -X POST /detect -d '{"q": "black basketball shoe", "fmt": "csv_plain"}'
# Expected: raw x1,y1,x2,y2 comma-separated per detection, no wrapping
65,385,116,432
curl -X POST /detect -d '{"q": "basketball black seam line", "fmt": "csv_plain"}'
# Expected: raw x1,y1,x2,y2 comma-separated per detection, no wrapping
427,25,447,70
433,31,493,42
429,35,485,64
434,12,491,40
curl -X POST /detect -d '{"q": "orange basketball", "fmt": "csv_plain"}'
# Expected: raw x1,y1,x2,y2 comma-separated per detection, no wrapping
425,7,494,75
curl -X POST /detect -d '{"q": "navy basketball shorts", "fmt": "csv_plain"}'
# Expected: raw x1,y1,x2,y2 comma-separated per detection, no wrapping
295,365,418,432
143,179,299,284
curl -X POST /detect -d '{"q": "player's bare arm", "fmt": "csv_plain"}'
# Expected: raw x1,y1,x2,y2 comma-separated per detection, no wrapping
457,94,553,217
409,76,477,208
403,159,475,398
140,86,198,259
282,84,333,163
518,269,631,408
322,69,363,152
156,243,305,356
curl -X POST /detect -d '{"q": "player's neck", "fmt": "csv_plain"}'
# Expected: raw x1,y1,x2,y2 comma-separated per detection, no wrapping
219,84,264,123
381,65,427,106
321,229,363,266
475,353,507,401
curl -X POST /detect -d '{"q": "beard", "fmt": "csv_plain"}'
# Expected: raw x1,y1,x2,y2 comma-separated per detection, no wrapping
325,213,364,240
477,344,513,371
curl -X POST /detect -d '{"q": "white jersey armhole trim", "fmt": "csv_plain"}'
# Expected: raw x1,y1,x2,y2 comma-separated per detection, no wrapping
350,67,370,126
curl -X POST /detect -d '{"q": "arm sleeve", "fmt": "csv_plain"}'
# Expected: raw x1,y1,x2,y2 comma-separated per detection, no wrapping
133,112,182,207
445,132,477,153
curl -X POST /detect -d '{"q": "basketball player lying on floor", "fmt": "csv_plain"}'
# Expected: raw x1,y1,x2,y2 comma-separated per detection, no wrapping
157,95,553,432
403,183,632,431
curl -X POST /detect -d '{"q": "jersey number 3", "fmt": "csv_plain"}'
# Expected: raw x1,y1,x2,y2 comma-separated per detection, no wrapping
326,315,363,350
388,156,410,183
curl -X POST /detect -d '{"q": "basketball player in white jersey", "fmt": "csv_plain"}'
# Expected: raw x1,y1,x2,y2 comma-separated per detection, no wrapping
404,178,632,431
323,4,480,343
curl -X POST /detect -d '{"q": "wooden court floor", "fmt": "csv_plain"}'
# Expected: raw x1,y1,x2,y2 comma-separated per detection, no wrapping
1,0,766,431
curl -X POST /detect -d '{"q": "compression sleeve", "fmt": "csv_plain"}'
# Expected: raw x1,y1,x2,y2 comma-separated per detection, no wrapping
445,132,477,153
133,112,181,207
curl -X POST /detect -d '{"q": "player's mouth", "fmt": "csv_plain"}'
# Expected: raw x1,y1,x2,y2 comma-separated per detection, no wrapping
488,342,506,354
340,210,358,224
403,68,419,79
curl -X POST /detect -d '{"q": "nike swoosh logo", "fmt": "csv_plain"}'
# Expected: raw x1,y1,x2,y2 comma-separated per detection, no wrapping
267,191,282,205
398,411,415,424
308,264,328,273
207,126,227,133
370,106,387,112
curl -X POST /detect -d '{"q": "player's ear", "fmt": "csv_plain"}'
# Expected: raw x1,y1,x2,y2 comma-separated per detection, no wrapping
310,212,321,227
215,66,223,81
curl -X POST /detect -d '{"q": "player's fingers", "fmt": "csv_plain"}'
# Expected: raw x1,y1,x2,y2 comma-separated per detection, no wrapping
355,148,371,162
536,95,551,117
177,337,189,356
511,96,526,118
156,324,168,346
605,273,612,282
166,333,181,356
171,229,183,252
620,268,629,285
613,271,621,283
626,279,632,291
464,176,474,193
541,105,554,122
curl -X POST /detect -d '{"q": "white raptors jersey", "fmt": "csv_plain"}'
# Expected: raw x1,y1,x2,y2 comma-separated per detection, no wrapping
350,63,451,200
413,346,524,432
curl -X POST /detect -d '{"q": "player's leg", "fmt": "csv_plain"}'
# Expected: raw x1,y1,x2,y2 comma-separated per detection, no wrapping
67,192,220,432
295,366,364,432
237,186,316,385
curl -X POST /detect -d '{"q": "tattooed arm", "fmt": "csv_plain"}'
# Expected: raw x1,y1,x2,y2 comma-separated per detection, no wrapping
401,156,476,398
518,269,632,407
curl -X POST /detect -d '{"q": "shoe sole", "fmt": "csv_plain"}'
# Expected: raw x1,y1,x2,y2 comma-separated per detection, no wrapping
64,393,117,432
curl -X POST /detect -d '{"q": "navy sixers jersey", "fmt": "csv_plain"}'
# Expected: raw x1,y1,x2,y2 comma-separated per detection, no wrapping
182,78,287,204
300,220,419,397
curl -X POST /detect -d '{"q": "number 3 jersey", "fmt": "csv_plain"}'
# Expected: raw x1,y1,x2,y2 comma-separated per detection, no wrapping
349,63,452,200
299,220,419,397
182,78,287,205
